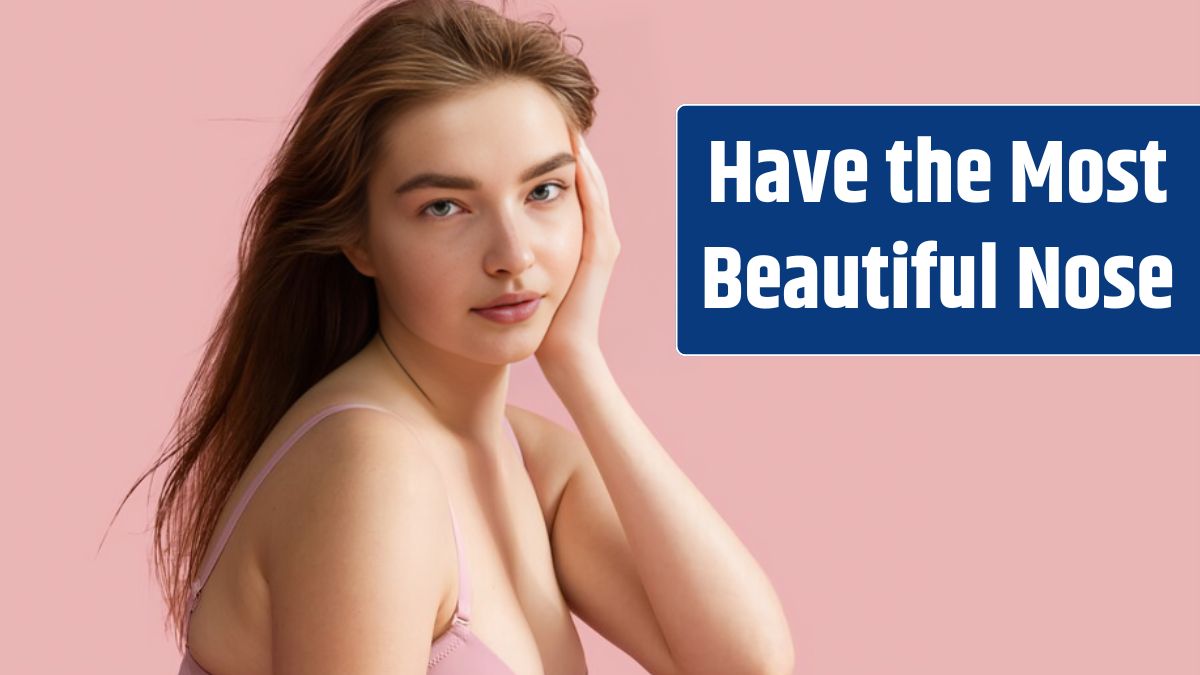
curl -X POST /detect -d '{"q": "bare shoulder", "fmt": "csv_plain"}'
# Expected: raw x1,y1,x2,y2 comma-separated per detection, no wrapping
261,406,455,672
504,404,589,522
504,401,588,466
263,405,447,535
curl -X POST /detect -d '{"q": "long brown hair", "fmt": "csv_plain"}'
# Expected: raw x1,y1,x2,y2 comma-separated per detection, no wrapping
106,0,598,649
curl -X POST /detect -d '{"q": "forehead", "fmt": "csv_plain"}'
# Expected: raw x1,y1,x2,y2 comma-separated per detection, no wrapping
379,78,572,181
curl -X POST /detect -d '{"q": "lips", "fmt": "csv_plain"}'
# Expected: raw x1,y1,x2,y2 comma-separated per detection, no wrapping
474,290,542,310
471,292,542,324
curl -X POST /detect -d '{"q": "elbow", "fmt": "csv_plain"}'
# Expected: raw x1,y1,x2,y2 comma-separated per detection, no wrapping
744,633,796,675
767,644,796,675
759,646,796,675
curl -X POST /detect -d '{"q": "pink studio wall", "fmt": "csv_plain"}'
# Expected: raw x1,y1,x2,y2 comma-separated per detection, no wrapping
1,0,1196,672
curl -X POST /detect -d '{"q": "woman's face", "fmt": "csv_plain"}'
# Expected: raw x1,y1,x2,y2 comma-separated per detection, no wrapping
352,78,583,365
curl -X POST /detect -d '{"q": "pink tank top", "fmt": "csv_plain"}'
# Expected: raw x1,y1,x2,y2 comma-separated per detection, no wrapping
178,402,525,674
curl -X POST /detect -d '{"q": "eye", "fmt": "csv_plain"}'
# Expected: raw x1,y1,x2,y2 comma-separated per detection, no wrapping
418,181,568,220
529,181,567,203
420,199,464,219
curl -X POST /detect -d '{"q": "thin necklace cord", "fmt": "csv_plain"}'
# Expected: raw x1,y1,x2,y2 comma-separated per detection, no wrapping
377,329,433,405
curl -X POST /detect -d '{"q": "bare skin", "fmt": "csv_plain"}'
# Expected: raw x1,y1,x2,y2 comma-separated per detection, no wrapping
185,354,586,674
185,77,793,674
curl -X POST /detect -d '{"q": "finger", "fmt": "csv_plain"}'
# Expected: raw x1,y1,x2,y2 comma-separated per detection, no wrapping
574,134,604,220
577,150,611,239
576,137,619,257
579,136,610,208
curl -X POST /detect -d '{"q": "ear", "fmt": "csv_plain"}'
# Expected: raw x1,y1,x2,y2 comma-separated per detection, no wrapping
341,240,377,278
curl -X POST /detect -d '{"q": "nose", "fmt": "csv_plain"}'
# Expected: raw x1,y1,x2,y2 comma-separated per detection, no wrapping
484,206,535,277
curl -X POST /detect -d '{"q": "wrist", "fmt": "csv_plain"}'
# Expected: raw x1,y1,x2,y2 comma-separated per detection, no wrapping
539,347,608,386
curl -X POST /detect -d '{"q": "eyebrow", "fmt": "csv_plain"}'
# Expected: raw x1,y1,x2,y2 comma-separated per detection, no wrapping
393,151,576,196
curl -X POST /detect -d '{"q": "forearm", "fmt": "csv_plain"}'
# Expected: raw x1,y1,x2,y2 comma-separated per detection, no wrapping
543,351,793,674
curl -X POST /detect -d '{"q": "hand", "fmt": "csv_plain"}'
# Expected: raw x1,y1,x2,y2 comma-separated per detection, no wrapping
535,131,621,376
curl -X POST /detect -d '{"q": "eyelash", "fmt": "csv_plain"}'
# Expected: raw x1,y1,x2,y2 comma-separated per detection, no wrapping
419,181,569,220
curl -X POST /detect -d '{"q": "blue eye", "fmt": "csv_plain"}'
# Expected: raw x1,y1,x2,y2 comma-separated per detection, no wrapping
418,181,568,220
529,182,566,202
421,200,463,219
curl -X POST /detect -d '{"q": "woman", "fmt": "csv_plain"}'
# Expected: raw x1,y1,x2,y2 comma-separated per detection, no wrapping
117,0,793,672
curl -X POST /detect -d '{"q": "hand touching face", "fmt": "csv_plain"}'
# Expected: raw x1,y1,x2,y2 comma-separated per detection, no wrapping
535,131,622,371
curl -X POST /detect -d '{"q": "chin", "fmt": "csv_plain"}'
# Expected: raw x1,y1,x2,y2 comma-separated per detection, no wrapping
470,332,545,366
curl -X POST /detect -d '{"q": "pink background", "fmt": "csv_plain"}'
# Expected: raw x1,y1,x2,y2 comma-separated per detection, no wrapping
2,0,1196,672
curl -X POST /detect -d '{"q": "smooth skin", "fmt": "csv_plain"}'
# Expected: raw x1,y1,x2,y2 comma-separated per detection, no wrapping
532,128,794,675
184,77,793,675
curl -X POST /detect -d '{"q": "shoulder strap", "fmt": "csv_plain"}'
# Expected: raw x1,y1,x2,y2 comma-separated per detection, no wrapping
448,414,522,625
188,402,396,612
187,404,522,628
447,500,472,625
446,414,525,626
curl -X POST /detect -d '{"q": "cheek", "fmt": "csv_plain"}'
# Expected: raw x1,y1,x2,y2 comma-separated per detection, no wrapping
540,237,579,300
543,210,583,277
375,245,464,323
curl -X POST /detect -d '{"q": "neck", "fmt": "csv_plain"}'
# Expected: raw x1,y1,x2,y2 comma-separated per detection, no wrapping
370,321,512,448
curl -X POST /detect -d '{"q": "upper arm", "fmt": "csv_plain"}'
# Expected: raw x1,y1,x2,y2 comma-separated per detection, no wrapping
509,406,678,675
263,411,451,674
